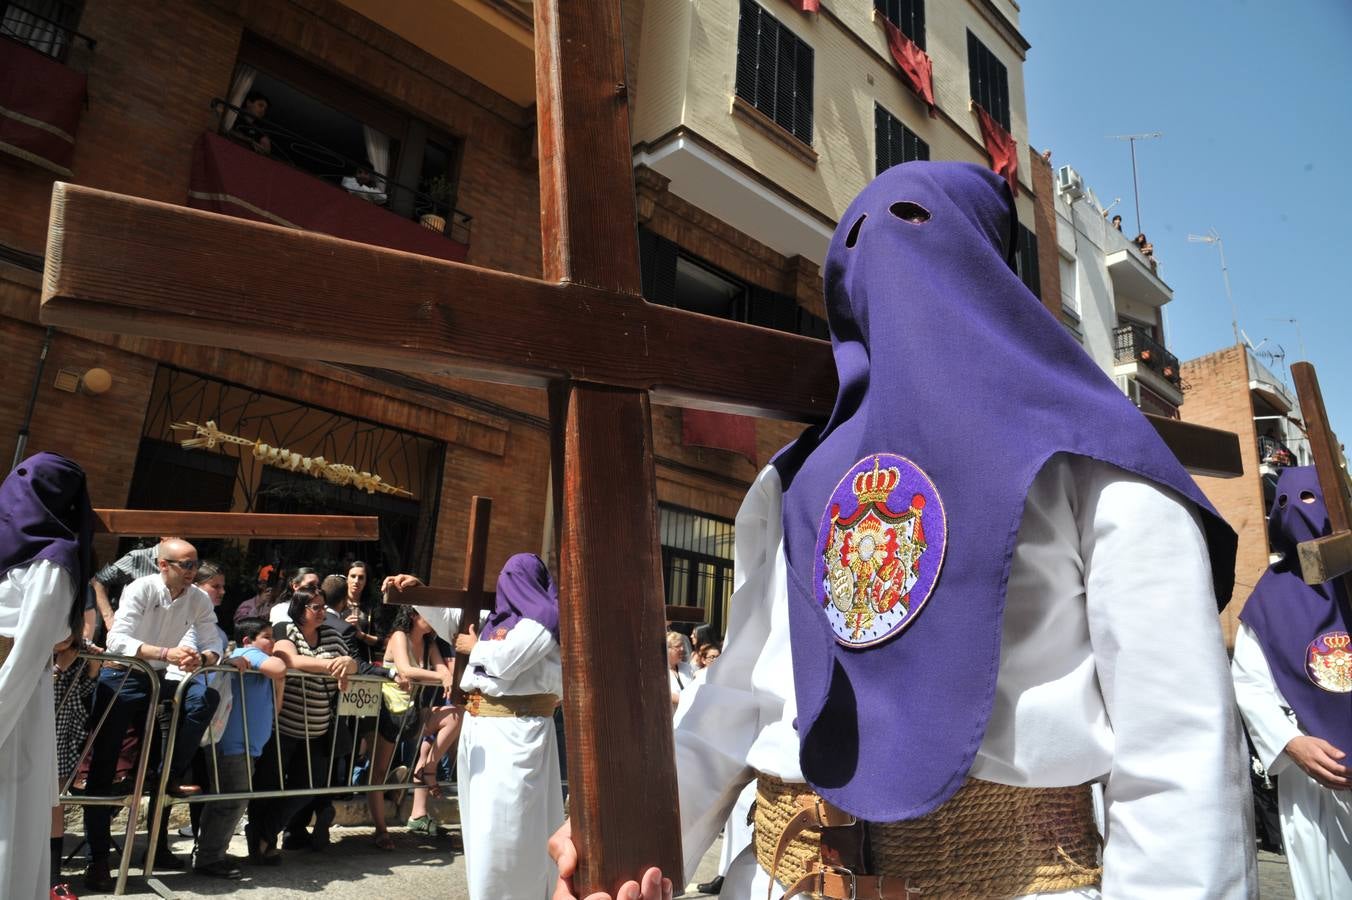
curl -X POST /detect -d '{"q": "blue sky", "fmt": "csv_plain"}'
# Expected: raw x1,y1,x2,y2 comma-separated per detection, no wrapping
1021,0,1352,443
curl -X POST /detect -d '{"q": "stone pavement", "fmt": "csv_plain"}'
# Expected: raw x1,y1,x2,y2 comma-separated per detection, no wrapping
63,827,1295,899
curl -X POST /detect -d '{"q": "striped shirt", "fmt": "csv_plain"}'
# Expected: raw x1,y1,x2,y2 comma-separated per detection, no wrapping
277,621,347,739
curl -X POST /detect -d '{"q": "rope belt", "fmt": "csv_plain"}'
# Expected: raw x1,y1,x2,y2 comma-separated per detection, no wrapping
754,772,1102,900
465,691,558,718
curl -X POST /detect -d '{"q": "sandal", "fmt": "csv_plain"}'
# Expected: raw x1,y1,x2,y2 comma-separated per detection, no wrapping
406,814,443,837
373,831,396,851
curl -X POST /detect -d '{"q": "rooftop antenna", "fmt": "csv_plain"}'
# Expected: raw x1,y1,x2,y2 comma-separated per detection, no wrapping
1107,132,1161,234
1267,316,1308,361
1188,228,1241,347
1101,197,1122,218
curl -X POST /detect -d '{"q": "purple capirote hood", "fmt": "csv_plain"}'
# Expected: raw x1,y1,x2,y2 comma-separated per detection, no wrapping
771,161,1237,822
0,452,96,636
1240,466,1351,753
485,553,559,640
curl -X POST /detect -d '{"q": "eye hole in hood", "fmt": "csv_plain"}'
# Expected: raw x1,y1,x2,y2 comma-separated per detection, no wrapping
889,201,931,224
845,213,867,248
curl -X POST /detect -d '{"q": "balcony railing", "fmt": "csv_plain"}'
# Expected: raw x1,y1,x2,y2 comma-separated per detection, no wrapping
1257,434,1297,469
1,1,95,62
0,10,89,177
209,98,471,245
1113,324,1181,387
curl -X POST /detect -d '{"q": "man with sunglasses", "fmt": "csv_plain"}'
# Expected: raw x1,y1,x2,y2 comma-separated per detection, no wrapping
82,538,223,890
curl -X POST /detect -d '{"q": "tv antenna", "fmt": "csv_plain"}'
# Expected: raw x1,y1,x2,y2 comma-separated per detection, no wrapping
1107,131,1161,234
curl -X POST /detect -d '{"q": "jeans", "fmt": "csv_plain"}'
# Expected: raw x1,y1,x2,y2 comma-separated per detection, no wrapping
82,668,220,856
193,753,252,866
247,732,330,844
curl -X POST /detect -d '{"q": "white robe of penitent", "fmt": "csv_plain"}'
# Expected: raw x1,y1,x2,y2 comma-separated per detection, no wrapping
1231,622,1352,900
455,617,564,900
0,560,75,900
673,454,1256,899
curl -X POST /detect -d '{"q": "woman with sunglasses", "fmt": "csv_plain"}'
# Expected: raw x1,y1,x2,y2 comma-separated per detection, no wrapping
244,587,355,863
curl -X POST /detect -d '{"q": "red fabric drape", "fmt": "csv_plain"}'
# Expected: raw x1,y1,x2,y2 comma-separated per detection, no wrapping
785,0,820,13
0,40,86,177
681,410,758,466
188,131,469,262
973,103,1018,197
881,19,936,118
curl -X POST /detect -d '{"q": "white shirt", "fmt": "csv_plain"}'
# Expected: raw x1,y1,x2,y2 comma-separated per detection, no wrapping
459,618,561,698
1230,622,1302,775
674,455,1256,897
106,573,222,669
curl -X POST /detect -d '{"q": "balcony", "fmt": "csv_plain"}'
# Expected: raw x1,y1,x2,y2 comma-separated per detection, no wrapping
1104,227,1171,310
188,109,470,264
1113,323,1183,408
0,4,96,177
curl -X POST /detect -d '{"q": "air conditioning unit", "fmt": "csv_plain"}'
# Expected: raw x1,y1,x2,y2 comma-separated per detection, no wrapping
1057,165,1085,201
1116,375,1141,406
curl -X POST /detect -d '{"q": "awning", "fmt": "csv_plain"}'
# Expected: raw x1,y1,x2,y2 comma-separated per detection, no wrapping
0,38,86,177
188,131,468,263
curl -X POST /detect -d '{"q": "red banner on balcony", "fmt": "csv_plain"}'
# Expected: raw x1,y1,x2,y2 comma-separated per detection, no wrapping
188,132,469,263
972,102,1018,197
881,19,936,118
682,410,758,465
784,0,820,12
0,39,86,177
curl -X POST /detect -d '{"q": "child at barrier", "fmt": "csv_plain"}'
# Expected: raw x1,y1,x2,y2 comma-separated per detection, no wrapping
191,618,286,879
50,630,101,886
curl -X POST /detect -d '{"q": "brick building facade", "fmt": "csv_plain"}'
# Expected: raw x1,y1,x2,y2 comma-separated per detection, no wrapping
2,0,1042,635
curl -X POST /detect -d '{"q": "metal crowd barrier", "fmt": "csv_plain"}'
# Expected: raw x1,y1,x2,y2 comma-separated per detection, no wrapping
144,666,460,885
55,651,162,896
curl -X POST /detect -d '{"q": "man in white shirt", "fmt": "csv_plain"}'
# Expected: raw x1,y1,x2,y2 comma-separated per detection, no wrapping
82,538,223,890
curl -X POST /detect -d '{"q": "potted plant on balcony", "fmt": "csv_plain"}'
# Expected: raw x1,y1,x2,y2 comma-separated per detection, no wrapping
419,174,456,234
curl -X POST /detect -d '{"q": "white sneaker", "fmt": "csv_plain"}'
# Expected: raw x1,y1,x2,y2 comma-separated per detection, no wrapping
177,824,195,838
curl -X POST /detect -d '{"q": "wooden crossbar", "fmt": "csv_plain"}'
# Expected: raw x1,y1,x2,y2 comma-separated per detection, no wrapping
1291,363,1352,592
94,509,378,540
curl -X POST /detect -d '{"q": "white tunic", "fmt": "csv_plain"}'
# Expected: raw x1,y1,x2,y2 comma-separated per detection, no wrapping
0,560,75,900
456,618,564,900
1231,622,1352,900
674,455,1256,898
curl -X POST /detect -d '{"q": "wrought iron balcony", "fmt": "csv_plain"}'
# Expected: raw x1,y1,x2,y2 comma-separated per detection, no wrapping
1113,324,1181,387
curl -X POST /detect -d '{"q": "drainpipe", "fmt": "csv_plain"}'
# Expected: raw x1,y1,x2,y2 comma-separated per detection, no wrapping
12,326,55,471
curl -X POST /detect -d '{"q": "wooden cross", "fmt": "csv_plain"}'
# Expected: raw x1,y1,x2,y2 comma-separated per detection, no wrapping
1290,362,1352,592
385,496,709,705
38,2,1241,890
93,509,377,540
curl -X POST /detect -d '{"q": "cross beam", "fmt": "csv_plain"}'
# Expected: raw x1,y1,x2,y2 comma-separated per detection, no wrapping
93,509,378,540
403,585,707,627
1290,363,1352,592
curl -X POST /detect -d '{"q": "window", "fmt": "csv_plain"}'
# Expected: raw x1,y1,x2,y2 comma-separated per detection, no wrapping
967,31,1010,131
1014,224,1040,299
1058,254,1082,340
1,0,85,60
735,0,814,146
874,0,925,50
223,36,467,238
638,228,829,340
875,104,929,174
660,505,736,636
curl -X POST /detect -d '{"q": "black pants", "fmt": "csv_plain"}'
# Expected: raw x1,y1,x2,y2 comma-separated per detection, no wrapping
247,733,330,844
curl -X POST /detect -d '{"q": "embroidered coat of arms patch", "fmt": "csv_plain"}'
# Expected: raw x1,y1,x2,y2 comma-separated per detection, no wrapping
814,454,946,647
1306,631,1352,693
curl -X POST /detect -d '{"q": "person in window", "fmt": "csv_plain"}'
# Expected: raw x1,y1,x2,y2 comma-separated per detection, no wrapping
342,162,388,205
230,90,272,155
